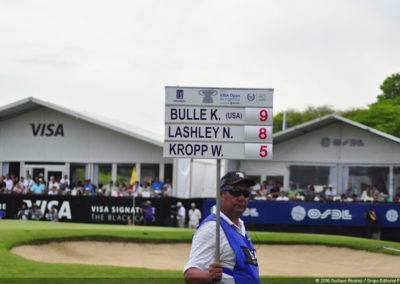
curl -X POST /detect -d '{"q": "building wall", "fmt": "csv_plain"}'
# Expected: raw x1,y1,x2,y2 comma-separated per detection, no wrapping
274,122,400,164
0,107,165,163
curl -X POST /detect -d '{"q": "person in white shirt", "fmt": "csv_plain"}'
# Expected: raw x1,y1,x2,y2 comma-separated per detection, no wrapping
325,185,337,198
48,177,59,191
177,202,186,228
188,203,202,229
60,175,70,188
276,190,289,201
5,174,13,194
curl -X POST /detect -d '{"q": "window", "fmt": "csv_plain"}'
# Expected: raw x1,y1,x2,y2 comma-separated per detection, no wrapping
348,167,389,196
290,165,330,189
98,164,112,187
70,163,85,184
117,164,135,186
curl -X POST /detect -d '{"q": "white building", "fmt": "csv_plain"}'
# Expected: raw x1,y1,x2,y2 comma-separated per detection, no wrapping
0,97,172,186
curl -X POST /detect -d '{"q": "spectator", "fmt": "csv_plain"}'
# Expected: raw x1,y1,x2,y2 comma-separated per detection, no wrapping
266,180,274,192
286,182,301,201
188,203,202,229
142,200,154,225
325,185,337,199
48,186,59,195
304,185,316,201
162,179,172,197
141,182,152,198
340,194,347,202
360,186,372,202
132,181,143,197
394,186,400,203
313,192,323,202
0,176,6,193
83,179,95,196
5,174,13,194
18,177,27,193
24,174,35,191
12,182,23,194
60,174,70,188
71,180,83,196
83,188,92,196
17,203,30,220
251,182,261,200
48,176,59,191
30,204,44,221
0,209,4,219
270,184,280,199
48,205,59,222
31,179,44,195
152,177,164,196
345,183,355,198
276,191,289,201
176,202,186,228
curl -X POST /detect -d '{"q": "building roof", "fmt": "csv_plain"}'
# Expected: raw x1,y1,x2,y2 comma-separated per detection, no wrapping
0,97,163,147
273,114,400,144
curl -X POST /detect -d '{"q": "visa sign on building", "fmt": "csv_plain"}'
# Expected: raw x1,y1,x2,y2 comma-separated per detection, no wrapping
164,87,274,160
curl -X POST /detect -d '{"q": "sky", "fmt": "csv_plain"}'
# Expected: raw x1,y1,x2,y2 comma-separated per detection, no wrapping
1,0,399,136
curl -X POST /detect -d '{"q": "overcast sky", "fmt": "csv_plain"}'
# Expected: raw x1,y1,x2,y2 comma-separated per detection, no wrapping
1,0,399,135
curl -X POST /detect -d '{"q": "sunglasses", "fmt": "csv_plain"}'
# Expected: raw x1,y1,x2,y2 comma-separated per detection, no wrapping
222,188,251,198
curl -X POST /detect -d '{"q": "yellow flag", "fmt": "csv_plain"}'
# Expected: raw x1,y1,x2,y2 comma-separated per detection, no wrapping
130,167,137,185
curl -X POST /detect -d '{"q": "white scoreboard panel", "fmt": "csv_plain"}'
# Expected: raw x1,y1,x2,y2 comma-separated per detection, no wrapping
164,86,274,160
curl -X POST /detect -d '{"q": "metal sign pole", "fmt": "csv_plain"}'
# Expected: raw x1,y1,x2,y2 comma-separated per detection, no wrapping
215,159,221,263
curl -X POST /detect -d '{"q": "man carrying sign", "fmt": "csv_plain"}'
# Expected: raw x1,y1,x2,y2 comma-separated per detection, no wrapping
184,171,260,284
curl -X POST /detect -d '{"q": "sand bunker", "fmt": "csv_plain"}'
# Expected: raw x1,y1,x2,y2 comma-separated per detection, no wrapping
11,241,400,277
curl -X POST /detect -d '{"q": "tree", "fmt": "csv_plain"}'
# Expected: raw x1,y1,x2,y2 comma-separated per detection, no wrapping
273,106,335,133
377,73,400,101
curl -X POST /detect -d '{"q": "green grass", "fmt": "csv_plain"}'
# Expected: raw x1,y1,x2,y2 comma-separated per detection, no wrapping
0,220,399,283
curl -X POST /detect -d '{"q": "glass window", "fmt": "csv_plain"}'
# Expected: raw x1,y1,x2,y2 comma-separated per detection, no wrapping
70,163,85,184
290,165,330,189
348,167,389,196
117,164,135,186
98,164,112,187
141,164,159,184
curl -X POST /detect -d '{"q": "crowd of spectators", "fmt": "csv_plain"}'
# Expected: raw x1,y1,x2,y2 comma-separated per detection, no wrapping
251,180,400,203
0,173,174,198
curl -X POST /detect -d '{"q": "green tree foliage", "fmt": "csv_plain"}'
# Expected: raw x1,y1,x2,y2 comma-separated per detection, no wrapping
377,73,400,101
274,73,400,138
273,106,335,133
341,97,400,137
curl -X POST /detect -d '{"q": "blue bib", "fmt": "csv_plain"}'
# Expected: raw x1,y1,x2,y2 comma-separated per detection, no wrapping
198,214,260,284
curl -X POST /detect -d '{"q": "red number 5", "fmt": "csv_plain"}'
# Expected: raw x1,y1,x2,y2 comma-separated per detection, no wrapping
259,145,268,157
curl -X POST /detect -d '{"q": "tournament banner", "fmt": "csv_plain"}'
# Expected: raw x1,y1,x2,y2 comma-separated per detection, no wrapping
202,200,400,228
0,195,202,226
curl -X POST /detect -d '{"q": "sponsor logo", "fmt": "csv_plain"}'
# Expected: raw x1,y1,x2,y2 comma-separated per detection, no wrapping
320,137,331,148
243,208,259,217
176,89,184,99
23,200,72,219
30,123,64,137
291,206,306,221
386,209,399,223
320,137,364,148
247,93,256,101
199,89,218,103
291,206,352,221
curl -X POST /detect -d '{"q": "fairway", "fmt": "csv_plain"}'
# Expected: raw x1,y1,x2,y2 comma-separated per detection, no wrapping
1,220,400,282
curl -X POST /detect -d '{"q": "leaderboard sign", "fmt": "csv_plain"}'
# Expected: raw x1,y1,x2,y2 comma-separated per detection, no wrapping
164,87,273,160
